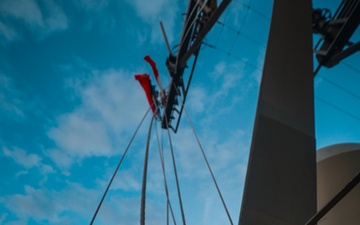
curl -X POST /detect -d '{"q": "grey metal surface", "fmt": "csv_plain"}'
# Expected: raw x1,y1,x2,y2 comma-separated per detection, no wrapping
238,0,317,224
317,143,360,162
316,144,360,225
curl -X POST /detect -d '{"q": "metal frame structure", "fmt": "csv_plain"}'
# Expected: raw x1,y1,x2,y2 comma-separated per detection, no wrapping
313,0,360,75
161,0,231,132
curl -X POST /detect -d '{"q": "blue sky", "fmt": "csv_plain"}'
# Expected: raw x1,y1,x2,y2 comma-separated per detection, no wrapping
0,0,359,224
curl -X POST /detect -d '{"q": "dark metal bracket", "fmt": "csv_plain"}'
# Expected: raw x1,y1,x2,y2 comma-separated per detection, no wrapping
313,0,360,76
161,0,231,132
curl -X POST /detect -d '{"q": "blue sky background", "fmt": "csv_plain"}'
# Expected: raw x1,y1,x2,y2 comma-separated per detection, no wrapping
0,0,359,224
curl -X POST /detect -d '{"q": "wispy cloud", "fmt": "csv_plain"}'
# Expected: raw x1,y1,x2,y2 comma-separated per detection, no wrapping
0,21,19,42
8,58,251,223
46,148,72,172
0,181,166,225
211,61,246,100
0,0,68,42
159,126,248,224
0,183,96,224
125,0,178,44
72,0,116,33
74,0,108,11
252,47,265,83
187,86,207,114
42,0,68,32
0,0,43,27
47,68,148,168
158,59,254,223
2,146,56,178
2,147,41,169
0,74,25,119
48,111,113,157
187,60,252,123
0,213,8,224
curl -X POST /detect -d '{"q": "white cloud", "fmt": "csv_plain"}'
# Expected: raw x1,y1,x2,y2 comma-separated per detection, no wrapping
40,164,56,174
0,183,94,224
187,86,207,114
15,170,29,177
72,0,116,33
48,69,149,168
4,97,249,225
171,127,205,177
2,147,42,169
186,60,251,123
172,126,248,179
0,74,25,119
0,0,68,42
42,0,68,32
74,0,108,11
152,126,248,224
211,61,246,100
47,148,73,170
0,182,164,225
0,0,43,27
252,47,265,83
0,21,19,42
2,146,56,178
0,213,8,224
125,0,178,44
48,111,112,157
111,169,141,191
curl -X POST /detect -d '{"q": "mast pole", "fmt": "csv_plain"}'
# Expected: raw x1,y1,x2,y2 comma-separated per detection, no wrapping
239,0,317,224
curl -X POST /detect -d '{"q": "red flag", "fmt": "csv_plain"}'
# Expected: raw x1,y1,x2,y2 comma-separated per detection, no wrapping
144,55,160,81
134,74,156,113
144,55,166,100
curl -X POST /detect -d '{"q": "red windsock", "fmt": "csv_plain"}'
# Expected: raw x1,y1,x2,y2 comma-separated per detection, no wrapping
134,74,156,113
144,55,165,98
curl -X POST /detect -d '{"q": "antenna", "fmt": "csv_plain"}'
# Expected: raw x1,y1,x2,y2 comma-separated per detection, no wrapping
160,21,172,55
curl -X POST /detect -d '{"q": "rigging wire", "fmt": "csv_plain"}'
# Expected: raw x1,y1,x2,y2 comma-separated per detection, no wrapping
178,0,208,51
140,115,155,225
317,75,360,101
184,108,234,225
233,0,271,20
216,20,267,49
209,2,360,127
199,1,360,132
176,0,203,56
168,0,202,57
203,42,263,71
201,1,268,72
227,0,252,53
176,0,210,69
314,63,360,124
214,2,230,46
173,84,234,225
315,96,360,123
159,126,171,225
155,121,178,225
164,92,187,225
89,108,151,225
343,61,360,76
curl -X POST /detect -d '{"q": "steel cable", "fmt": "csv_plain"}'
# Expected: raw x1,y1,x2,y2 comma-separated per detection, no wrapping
173,83,234,225
140,115,155,225
89,108,151,225
155,122,178,225
164,84,187,225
